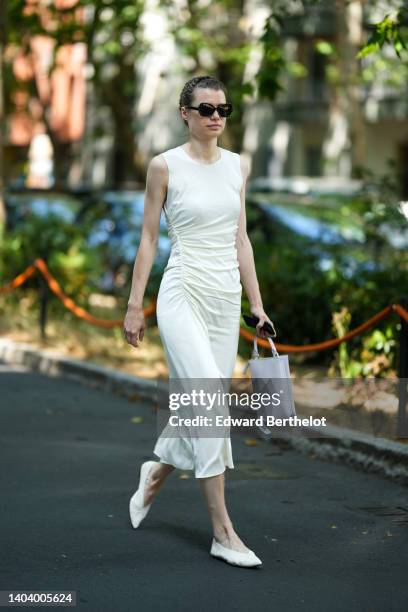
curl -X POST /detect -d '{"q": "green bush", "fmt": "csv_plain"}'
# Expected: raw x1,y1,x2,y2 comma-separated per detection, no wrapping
243,168,408,375
0,213,105,316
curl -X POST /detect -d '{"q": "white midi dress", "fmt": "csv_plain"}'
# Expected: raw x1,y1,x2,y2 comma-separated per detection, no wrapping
153,144,243,478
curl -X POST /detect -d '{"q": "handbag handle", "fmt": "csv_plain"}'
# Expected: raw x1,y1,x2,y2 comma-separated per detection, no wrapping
242,335,280,375
252,335,279,359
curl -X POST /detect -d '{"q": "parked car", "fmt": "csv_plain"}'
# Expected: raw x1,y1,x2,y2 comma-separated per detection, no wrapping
77,190,171,291
5,191,82,229
247,175,364,197
4,189,171,294
245,177,408,280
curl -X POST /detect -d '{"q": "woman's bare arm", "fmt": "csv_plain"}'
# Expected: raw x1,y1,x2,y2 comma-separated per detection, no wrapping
236,155,275,339
124,155,168,347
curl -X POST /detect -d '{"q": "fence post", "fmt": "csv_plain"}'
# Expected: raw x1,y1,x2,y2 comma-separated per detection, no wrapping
396,297,408,439
39,260,49,340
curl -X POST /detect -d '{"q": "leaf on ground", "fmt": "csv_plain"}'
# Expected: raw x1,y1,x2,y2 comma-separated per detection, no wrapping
179,473,190,479
130,416,144,424
128,393,142,402
244,438,258,446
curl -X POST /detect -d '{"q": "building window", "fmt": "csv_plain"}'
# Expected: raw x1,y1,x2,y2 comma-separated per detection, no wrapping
309,47,326,99
306,145,322,176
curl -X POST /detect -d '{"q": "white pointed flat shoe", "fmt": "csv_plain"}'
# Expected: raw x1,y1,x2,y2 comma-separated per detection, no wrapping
210,538,262,568
129,460,159,529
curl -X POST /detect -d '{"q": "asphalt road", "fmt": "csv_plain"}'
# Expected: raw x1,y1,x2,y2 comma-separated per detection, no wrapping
0,361,407,612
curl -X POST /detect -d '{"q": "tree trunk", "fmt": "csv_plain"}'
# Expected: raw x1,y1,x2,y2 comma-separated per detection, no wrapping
0,0,6,228
323,0,365,177
101,62,141,187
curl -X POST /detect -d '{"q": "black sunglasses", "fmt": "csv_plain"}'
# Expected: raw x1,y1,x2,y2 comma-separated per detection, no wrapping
185,103,233,118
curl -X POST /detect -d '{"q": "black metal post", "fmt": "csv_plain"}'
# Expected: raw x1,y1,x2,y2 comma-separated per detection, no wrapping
39,262,49,340
396,298,408,438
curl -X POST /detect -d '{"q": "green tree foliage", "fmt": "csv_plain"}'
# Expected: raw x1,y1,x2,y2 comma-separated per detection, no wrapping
0,206,105,316
358,5,408,59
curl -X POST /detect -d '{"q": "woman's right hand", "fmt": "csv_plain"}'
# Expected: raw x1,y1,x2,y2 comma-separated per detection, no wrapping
123,305,145,348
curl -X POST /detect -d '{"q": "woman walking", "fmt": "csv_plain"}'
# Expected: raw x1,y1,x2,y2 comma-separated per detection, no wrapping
123,75,275,568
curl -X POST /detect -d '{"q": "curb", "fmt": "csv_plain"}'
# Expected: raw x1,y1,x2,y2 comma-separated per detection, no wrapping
273,427,408,486
1,337,407,485
0,337,168,402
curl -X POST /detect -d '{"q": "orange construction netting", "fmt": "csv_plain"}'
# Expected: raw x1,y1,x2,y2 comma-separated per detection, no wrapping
1,258,407,352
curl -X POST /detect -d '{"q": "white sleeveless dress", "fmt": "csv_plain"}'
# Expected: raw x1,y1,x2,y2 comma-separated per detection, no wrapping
152,144,243,478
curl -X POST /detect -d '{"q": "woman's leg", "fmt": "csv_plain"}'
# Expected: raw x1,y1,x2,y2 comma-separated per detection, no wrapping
143,462,175,506
198,472,251,553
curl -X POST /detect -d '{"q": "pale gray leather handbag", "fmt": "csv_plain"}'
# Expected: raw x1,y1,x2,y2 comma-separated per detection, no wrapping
244,335,297,427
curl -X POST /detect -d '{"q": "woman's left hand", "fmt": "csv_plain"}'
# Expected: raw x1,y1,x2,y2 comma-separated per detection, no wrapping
250,306,276,339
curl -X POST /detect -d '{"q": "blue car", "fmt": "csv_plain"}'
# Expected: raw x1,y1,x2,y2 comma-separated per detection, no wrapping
4,189,171,294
